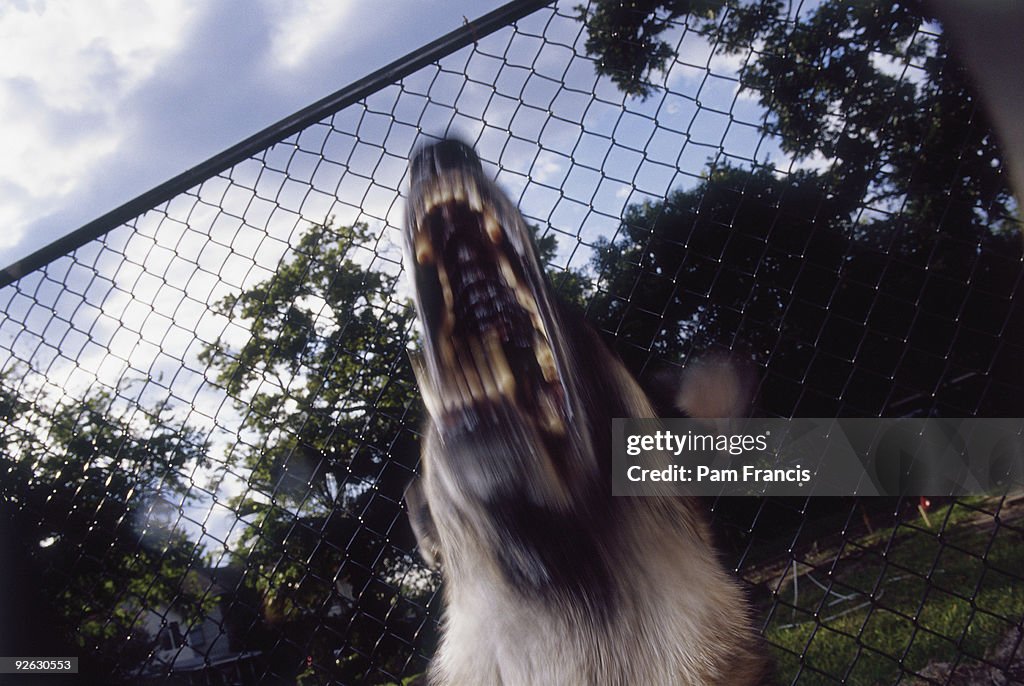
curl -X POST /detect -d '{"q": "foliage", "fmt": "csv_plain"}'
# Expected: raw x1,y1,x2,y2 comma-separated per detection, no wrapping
714,0,1013,234
201,220,430,682
0,372,213,680
576,0,1022,418
576,0,727,98
588,165,848,367
198,215,594,681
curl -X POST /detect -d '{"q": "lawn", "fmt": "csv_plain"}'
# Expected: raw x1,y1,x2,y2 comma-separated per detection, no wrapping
758,494,1024,684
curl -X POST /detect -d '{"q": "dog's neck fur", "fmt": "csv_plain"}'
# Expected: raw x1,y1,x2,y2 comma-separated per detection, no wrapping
431,500,766,685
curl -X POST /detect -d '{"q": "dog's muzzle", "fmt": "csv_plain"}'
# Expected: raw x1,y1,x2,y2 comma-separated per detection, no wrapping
405,139,568,443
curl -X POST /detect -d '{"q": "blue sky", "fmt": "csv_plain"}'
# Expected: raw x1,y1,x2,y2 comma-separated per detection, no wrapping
0,0,509,270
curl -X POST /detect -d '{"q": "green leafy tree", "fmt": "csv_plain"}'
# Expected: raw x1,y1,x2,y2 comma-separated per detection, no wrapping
0,372,212,681
199,216,591,682
713,0,1013,237
200,220,427,683
576,0,727,98
577,0,1022,418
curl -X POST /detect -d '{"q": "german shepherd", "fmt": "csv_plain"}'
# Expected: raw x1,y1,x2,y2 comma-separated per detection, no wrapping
403,139,769,685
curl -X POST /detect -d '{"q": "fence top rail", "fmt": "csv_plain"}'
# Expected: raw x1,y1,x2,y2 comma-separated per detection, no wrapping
0,0,552,290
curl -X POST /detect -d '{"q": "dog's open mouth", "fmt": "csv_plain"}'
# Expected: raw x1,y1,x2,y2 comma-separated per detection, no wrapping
406,140,567,440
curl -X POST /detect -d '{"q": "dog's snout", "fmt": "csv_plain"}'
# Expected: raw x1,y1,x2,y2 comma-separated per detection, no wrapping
411,138,482,180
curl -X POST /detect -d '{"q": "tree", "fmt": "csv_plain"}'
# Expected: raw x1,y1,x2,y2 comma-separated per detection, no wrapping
199,216,592,683
0,372,213,681
576,0,1022,418
576,0,727,98
200,220,426,683
589,165,849,373
713,0,1013,237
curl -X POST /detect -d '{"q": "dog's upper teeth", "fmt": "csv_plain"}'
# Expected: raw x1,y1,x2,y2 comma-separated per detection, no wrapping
498,254,542,326
467,183,483,213
436,263,455,313
497,253,518,288
538,389,566,436
415,231,435,265
484,211,502,244
450,177,466,204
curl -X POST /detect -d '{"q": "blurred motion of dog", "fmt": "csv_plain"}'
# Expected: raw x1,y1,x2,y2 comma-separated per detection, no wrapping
403,138,769,685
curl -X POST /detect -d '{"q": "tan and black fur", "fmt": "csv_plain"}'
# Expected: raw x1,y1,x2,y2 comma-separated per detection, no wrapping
403,139,769,685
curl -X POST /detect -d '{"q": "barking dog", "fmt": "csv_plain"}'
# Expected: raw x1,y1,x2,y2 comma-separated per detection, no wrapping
403,139,769,685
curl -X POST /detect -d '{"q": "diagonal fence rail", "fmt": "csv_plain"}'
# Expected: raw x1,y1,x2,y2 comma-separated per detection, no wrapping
1,1,1022,684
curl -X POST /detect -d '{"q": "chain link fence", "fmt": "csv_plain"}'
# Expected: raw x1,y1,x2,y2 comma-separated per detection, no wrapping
1,1,1022,683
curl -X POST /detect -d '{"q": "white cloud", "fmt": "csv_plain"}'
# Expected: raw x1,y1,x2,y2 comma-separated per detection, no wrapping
0,0,200,251
262,0,357,70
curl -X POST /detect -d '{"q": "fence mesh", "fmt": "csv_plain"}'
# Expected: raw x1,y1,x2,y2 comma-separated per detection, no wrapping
1,0,1022,684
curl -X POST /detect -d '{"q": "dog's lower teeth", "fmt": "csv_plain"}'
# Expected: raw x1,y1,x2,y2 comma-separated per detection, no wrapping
461,350,485,402
538,391,566,436
485,330,516,398
535,337,558,383
468,336,500,400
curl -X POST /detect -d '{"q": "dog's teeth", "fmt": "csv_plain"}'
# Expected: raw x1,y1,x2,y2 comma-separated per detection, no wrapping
415,232,435,265
427,184,445,212
485,331,515,398
535,336,558,383
538,390,566,436
500,260,541,322
497,254,518,289
461,348,485,402
469,336,500,400
452,360,474,408
511,281,544,334
436,263,455,313
412,199,427,234
467,182,482,212
484,212,502,244
452,175,466,204
439,336,457,377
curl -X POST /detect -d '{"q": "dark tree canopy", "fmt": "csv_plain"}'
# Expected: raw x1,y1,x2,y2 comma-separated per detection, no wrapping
0,373,212,680
714,0,1013,235
200,220,427,682
576,0,727,98
575,0,1022,420
585,164,1023,417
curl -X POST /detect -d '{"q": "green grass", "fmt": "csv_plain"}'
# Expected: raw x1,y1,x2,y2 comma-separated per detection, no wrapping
762,496,1024,684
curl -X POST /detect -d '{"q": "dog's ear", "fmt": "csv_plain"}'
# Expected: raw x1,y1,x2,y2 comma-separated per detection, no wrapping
643,355,755,428
675,355,755,432
405,477,442,569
